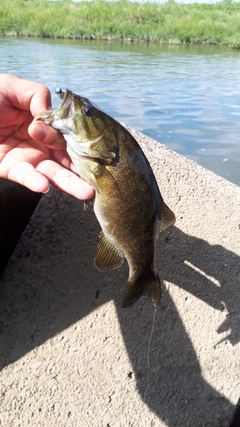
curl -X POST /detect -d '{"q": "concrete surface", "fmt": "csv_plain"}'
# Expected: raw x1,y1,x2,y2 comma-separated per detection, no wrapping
0,127,240,427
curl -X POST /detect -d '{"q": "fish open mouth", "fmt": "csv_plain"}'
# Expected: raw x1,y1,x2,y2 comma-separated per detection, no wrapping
35,88,74,124
55,88,74,108
53,88,74,120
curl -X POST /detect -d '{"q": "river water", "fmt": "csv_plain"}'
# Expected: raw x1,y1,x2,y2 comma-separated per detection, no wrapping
1,37,240,186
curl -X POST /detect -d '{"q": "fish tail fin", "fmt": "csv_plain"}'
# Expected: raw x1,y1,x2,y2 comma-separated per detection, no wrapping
121,271,161,308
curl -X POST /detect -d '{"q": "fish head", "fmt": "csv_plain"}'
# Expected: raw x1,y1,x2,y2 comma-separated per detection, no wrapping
35,89,118,162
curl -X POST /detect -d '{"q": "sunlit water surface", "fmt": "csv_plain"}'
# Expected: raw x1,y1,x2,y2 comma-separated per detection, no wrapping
1,37,240,186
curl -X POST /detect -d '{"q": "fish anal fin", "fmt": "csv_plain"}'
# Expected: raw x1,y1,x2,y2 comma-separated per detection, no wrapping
95,231,123,271
121,271,161,308
160,202,176,232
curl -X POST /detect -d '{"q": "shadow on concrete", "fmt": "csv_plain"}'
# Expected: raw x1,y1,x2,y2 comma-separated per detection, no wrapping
0,179,41,276
0,193,238,425
160,227,240,346
116,226,239,425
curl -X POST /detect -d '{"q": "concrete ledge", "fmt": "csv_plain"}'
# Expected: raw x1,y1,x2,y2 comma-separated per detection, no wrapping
0,128,240,426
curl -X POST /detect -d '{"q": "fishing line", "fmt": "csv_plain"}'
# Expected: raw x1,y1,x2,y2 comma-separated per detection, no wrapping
144,304,157,401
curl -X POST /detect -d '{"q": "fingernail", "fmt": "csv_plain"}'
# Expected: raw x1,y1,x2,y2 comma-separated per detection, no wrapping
42,186,50,194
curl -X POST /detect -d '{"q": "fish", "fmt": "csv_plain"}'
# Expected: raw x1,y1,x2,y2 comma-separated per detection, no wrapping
35,89,175,307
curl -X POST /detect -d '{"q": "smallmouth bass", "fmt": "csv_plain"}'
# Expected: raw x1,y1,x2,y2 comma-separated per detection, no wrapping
36,89,175,307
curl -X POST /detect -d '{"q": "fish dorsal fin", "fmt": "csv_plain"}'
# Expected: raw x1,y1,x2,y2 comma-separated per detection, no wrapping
95,231,124,271
160,202,176,232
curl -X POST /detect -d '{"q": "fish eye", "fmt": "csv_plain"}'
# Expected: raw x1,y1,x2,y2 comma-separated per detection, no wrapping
83,106,95,117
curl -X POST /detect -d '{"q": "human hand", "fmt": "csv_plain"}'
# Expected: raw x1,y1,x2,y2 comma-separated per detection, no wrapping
0,74,94,200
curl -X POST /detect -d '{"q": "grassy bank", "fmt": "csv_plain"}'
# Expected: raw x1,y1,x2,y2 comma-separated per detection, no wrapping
1,0,240,47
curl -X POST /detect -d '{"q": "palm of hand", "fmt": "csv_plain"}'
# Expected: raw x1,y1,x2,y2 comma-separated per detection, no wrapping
0,97,94,200
0,106,50,190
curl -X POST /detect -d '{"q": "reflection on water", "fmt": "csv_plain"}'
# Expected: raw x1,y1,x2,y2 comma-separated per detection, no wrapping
1,37,240,186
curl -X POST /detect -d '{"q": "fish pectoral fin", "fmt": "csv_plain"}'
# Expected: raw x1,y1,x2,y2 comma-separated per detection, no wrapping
89,140,117,164
90,163,119,197
160,202,176,232
121,271,161,308
95,231,124,271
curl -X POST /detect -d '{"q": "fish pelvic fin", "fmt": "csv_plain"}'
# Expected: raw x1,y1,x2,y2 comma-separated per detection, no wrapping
160,202,176,232
95,231,124,271
121,271,161,308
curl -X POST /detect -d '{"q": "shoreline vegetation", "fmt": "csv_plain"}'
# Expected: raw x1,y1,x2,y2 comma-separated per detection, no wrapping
1,0,240,48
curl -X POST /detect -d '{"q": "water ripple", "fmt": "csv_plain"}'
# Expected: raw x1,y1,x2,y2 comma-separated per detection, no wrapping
1,37,240,186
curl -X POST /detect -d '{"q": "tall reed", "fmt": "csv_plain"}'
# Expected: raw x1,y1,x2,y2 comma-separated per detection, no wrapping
1,0,240,47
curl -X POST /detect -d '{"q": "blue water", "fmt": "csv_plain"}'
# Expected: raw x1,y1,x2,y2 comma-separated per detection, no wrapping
1,37,240,186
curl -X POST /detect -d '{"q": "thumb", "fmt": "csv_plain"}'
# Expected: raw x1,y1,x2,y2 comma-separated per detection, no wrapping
29,121,66,149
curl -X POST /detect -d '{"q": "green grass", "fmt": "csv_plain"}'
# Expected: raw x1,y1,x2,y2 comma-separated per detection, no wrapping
1,0,240,47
